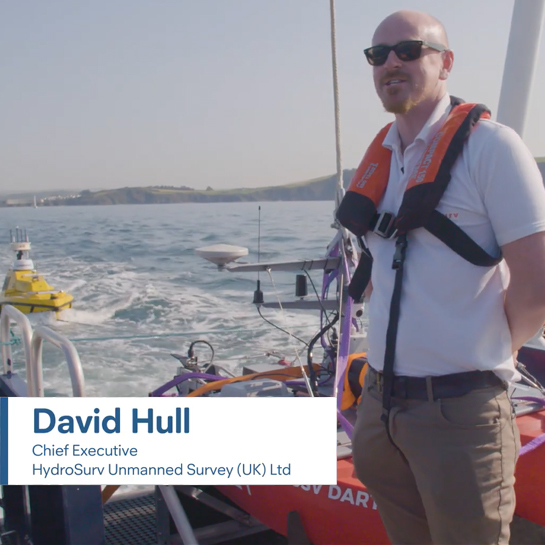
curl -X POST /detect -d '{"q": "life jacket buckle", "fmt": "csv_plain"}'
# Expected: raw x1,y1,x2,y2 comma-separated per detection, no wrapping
372,211,398,239
392,236,408,270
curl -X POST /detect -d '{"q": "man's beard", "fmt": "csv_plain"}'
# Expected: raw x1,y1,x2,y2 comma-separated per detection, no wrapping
378,71,418,114
382,95,418,114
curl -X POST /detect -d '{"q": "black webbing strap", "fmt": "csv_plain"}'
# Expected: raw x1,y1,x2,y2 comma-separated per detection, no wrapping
379,215,501,438
348,210,501,301
425,210,502,267
348,238,373,301
381,233,408,438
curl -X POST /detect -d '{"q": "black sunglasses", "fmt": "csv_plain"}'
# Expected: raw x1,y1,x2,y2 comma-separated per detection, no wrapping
364,40,447,66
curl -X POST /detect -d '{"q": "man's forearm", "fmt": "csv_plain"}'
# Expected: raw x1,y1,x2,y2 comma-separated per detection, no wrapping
502,232,545,352
504,288,545,352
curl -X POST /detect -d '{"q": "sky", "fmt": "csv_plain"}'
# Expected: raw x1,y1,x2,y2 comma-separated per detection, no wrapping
1,0,544,193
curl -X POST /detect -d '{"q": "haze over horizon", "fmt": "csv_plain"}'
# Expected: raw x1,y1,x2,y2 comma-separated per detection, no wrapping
1,1,544,193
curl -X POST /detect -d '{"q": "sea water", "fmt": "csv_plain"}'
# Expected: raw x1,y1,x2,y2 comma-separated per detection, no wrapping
0,201,341,397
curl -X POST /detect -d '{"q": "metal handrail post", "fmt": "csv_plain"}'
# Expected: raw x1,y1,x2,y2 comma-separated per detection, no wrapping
0,305,34,396
30,325,85,397
158,485,199,544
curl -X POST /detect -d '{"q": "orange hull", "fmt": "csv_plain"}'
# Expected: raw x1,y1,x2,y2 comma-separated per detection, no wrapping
218,461,389,545
218,410,545,545
514,410,545,526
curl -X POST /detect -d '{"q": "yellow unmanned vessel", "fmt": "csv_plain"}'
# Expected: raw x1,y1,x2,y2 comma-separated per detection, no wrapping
0,228,73,315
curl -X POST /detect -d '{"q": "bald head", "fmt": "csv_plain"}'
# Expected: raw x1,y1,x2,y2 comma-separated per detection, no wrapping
373,10,449,48
369,10,453,119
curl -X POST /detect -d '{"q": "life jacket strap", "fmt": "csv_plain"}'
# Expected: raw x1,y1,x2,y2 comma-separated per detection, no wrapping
379,219,500,438
381,233,408,438
425,210,502,267
348,241,373,302
348,210,502,302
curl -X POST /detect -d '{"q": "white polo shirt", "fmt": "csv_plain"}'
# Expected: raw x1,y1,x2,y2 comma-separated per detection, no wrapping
366,93,545,383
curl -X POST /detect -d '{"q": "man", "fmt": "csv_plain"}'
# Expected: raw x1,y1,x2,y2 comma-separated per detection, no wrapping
344,10,545,545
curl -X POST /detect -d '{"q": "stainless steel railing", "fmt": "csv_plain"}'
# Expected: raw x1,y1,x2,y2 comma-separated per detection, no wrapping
0,305,85,397
30,325,85,397
0,305,34,396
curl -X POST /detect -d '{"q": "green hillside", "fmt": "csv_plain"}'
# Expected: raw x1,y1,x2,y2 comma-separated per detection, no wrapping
2,157,544,208
37,171,356,206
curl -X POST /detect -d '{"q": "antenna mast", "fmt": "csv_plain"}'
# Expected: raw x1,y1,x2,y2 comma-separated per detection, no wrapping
253,206,264,305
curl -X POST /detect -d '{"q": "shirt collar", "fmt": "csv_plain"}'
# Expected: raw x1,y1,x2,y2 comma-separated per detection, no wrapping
382,93,452,153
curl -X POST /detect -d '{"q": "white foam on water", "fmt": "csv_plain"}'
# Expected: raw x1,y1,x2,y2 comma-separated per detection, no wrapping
57,308,120,326
43,281,323,397
61,278,87,292
0,202,344,398
25,312,59,327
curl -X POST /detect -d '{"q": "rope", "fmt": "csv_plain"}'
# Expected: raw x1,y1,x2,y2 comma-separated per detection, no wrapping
520,433,545,456
0,324,314,346
266,269,314,397
0,326,271,346
0,331,21,346
329,0,345,217
68,328,250,343
0,339,19,346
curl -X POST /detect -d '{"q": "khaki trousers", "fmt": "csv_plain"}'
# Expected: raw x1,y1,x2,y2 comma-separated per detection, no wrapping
352,374,520,545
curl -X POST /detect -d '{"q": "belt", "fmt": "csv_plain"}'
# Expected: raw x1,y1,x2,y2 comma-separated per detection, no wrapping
367,366,506,401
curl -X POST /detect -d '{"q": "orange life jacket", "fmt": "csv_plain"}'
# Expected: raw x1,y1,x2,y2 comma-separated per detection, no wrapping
336,98,503,429
336,98,501,301
341,353,368,409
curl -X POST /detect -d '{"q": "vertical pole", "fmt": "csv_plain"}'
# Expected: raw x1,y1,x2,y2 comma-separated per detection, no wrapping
497,0,545,137
329,0,344,215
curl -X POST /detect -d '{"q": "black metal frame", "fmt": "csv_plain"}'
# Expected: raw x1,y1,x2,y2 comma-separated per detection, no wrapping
0,372,105,545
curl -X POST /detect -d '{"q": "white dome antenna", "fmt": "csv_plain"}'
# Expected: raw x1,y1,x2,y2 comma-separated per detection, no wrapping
195,244,248,269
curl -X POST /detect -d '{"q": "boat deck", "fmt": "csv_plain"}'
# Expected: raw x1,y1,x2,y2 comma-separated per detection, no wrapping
105,492,157,544
101,487,545,545
103,487,288,545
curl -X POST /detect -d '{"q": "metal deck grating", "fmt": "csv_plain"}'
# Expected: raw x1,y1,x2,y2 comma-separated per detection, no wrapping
104,493,157,545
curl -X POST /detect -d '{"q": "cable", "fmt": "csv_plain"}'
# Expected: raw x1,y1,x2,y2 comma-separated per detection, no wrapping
187,339,215,372
307,312,340,395
304,270,333,326
266,269,313,396
257,306,308,346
